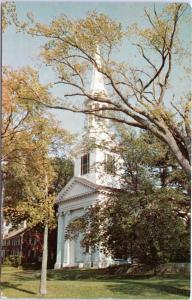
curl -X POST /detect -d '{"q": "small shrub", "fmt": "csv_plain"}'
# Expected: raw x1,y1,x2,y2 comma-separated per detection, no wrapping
3,255,22,268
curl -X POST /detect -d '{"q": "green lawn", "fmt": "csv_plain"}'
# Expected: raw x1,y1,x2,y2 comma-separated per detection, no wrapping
1,265,190,299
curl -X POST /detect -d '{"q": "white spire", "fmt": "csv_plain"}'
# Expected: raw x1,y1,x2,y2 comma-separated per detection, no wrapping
90,46,107,96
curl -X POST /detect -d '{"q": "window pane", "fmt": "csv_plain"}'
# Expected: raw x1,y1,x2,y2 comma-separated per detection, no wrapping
81,153,90,175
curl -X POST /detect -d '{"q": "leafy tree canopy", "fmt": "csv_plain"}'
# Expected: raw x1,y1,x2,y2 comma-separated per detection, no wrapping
16,3,191,178
66,128,190,266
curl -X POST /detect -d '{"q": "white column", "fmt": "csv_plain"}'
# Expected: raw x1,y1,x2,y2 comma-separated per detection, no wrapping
70,239,75,265
55,212,64,269
82,206,91,267
84,246,92,267
63,211,71,266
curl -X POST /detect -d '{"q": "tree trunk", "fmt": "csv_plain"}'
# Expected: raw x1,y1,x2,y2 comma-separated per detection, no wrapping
39,224,48,296
164,132,191,180
0,177,5,298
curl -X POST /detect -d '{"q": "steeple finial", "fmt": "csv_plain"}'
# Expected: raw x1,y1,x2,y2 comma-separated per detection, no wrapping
90,46,107,96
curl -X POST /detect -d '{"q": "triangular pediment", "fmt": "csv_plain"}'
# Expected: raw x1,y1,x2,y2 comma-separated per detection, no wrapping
56,177,98,203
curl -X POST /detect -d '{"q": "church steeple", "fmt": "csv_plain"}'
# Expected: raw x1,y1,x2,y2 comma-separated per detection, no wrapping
72,46,122,188
85,46,109,132
90,46,107,97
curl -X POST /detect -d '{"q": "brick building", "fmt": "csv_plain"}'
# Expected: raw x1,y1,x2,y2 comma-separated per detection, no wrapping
2,225,57,268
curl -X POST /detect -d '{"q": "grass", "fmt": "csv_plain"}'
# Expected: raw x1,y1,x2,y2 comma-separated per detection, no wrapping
1,265,190,299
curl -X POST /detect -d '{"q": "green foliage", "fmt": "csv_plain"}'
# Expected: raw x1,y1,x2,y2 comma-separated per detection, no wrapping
66,128,190,267
67,189,190,266
114,127,189,192
51,157,74,194
3,254,22,268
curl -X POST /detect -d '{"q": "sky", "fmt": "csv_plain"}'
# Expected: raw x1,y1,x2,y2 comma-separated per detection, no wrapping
3,1,191,133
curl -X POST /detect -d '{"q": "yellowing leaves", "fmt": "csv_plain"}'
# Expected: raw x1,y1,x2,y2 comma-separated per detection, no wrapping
3,67,74,230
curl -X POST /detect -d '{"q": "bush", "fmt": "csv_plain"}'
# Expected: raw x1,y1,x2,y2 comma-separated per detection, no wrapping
3,255,22,268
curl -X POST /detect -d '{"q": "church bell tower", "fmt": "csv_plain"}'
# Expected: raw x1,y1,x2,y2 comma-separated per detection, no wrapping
73,47,122,188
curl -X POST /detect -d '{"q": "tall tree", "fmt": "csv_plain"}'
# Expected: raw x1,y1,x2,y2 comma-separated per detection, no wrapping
66,129,190,269
3,67,74,296
2,67,55,165
4,119,73,296
20,3,191,179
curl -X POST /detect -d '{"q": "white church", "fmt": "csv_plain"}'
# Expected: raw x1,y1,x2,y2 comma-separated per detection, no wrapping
54,50,123,269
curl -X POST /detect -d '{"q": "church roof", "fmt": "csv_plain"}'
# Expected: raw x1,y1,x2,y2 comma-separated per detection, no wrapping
56,176,121,204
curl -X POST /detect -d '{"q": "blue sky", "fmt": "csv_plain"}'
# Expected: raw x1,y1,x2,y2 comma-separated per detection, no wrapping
3,2,191,133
